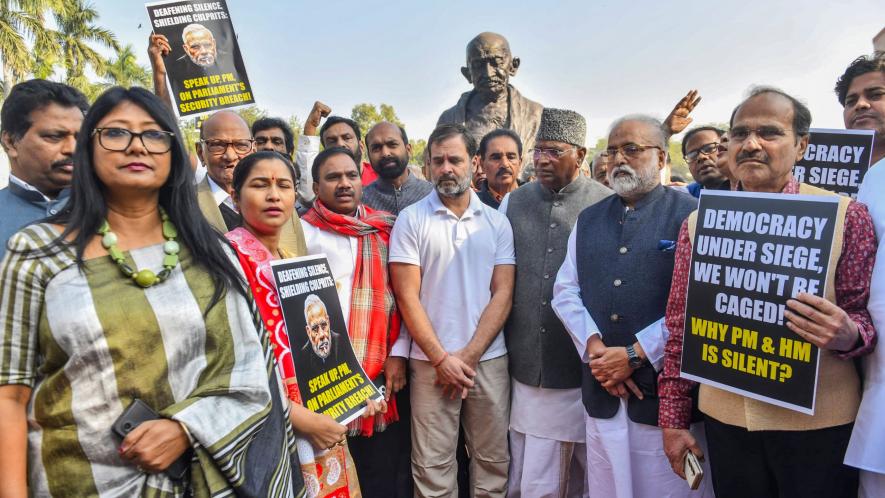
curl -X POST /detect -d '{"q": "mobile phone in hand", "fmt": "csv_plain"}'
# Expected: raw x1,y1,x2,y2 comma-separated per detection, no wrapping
684,451,704,490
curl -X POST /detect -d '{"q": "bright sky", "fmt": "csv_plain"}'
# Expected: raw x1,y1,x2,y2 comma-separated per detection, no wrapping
38,1,885,145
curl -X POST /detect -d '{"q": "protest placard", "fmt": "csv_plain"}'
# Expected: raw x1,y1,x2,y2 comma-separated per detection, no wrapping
146,0,255,117
679,190,839,414
270,254,383,425
793,128,875,198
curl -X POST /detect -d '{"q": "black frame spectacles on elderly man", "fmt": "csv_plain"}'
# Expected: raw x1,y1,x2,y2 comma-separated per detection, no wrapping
92,127,175,154
531,146,576,161
684,142,721,162
200,138,254,155
605,143,663,159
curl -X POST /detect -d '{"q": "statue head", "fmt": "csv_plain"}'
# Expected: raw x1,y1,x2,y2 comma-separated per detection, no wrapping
461,32,520,98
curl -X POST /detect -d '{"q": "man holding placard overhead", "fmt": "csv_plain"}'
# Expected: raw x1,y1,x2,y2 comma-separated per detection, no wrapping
840,53,885,497
660,87,877,498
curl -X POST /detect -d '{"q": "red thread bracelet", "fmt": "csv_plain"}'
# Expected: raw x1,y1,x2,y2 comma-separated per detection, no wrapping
432,352,449,367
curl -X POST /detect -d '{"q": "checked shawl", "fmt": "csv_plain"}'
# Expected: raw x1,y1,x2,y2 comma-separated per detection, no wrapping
302,200,401,436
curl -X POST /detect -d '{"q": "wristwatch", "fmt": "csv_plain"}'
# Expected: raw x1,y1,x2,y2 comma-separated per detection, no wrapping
626,344,643,369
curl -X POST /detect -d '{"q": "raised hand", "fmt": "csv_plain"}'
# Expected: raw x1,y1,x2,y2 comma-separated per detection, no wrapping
664,89,702,136
304,101,332,136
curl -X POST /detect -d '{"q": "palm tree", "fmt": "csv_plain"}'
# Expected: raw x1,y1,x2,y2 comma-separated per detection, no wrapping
51,0,118,92
0,0,52,95
104,44,150,89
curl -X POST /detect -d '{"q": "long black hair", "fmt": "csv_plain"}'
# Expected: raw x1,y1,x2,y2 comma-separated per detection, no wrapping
46,86,247,307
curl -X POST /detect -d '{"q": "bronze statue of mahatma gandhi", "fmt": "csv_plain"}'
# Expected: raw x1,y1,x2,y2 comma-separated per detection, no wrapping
437,32,543,166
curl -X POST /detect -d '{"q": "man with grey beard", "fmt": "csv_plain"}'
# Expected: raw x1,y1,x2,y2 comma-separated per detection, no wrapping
390,124,515,497
553,115,707,497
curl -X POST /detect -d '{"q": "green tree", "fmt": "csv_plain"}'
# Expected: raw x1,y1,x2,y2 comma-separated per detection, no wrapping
51,0,118,95
0,0,54,94
234,105,267,127
287,114,302,145
350,102,404,137
409,138,426,166
104,44,150,89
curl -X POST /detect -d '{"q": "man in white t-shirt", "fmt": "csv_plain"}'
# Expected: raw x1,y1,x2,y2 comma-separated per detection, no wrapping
839,53,885,498
389,124,516,498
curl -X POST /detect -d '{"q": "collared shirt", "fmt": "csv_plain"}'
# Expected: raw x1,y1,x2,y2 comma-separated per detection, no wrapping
207,174,236,211
658,178,878,429
388,190,515,360
0,176,69,260
9,174,52,202
362,171,433,215
477,183,506,209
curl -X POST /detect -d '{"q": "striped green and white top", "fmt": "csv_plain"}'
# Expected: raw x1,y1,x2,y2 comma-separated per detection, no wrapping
0,224,302,497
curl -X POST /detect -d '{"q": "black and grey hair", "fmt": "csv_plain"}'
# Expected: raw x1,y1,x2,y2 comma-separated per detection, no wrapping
427,123,478,158
729,86,812,141
478,128,523,160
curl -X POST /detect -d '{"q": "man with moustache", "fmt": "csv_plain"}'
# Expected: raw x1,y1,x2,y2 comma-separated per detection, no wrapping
682,127,729,198
501,109,611,497
390,124,515,497
660,87,876,498
553,115,708,498
294,110,378,204
195,110,307,253
300,145,408,496
838,54,885,497
477,129,524,209
0,79,88,259
363,121,433,214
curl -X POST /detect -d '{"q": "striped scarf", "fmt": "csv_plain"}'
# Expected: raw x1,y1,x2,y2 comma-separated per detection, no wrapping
302,200,400,436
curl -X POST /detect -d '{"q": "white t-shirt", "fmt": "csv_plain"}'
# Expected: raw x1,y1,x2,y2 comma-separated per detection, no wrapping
389,190,515,361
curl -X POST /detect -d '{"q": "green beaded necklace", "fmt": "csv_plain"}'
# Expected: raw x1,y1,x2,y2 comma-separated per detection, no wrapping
98,207,180,288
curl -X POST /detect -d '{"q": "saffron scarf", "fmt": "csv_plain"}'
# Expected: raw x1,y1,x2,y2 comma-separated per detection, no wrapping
302,201,401,436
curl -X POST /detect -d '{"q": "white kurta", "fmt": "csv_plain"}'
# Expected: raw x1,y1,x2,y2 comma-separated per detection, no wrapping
584,400,713,498
846,157,885,493
508,381,588,498
553,224,713,498
300,220,357,325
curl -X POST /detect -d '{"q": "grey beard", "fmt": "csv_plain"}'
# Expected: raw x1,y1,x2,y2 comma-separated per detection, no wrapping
435,174,472,198
608,164,659,197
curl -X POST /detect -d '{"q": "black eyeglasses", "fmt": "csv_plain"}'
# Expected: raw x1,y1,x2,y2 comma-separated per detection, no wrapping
728,126,789,143
200,138,254,155
685,142,720,162
605,143,662,159
531,147,575,160
92,128,175,154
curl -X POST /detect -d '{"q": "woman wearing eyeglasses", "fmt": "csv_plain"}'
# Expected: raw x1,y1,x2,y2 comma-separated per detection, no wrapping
0,87,302,497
